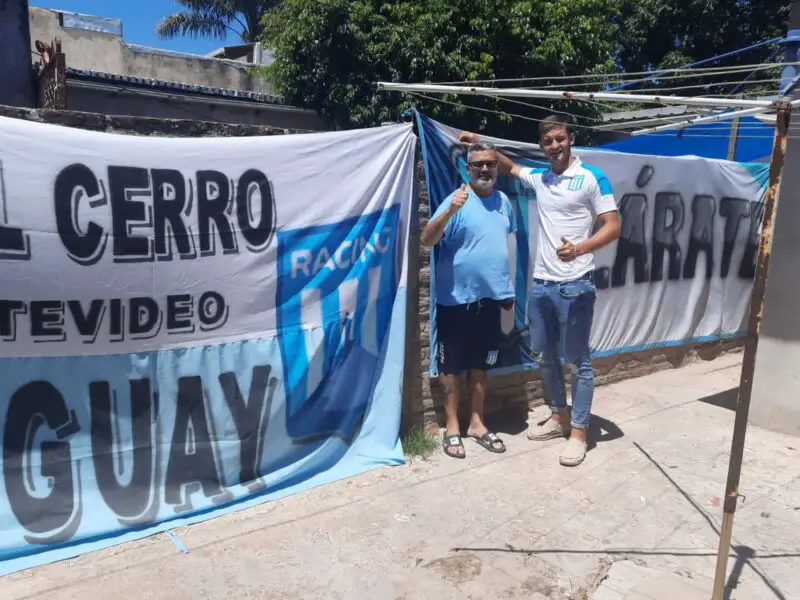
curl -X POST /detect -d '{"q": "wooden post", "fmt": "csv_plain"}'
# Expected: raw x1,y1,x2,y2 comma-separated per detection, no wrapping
400,144,423,433
726,96,742,161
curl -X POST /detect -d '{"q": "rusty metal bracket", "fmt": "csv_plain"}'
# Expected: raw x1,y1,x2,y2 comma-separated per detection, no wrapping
34,37,67,110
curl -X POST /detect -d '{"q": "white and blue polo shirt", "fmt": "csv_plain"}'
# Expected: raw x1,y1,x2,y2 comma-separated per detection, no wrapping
518,156,617,282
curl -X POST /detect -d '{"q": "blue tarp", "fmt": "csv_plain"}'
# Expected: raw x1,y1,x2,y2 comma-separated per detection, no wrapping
600,116,772,162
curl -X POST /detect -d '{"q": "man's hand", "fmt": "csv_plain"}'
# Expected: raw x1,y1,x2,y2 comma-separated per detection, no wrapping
460,131,520,177
448,184,469,214
556,236,582,262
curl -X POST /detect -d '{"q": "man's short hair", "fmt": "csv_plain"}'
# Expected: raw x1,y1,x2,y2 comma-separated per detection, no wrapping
467,141,496,162
538,114,573,137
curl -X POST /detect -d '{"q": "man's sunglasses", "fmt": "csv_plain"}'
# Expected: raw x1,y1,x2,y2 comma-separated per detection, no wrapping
468,160,498,169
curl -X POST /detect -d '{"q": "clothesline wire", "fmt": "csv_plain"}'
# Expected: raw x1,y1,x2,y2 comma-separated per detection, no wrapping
480,94,616,122
472,90,779,128
407,93,787,140
406,92,630,134
641,133,783,139
536,66,785,90
588,78,781,94
601,123,776,131
408,91,753,130
535,75,781,92
487,95,778,129
429,61,800,86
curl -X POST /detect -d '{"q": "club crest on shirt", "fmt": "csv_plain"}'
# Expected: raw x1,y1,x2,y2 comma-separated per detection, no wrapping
568,175,585,191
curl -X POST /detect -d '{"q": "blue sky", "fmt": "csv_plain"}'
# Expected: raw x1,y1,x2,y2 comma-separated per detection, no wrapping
32,1,232,55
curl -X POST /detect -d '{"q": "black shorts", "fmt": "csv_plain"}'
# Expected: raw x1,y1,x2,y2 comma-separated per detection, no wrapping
436,299,503,374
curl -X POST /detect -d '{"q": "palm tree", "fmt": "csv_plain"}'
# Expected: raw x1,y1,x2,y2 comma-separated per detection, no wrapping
156,0,282,44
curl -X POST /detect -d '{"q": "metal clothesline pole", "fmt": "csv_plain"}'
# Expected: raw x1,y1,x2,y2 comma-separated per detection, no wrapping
630,106,773,136
710,99,791,600
375,82,777,110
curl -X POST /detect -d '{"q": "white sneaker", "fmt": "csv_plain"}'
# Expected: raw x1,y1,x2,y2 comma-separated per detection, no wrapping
527,418,569,441
559,437,587,467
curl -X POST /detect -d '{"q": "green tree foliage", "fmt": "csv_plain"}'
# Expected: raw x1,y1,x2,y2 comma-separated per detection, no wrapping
261,0,790,138
615,0,790,96
157,0,281,43
261,0,622,141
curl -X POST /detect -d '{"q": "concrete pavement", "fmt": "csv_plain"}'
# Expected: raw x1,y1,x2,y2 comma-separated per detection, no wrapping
2,351,798,599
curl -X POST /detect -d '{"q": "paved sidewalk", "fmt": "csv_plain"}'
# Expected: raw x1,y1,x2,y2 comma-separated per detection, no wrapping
3,352,798,600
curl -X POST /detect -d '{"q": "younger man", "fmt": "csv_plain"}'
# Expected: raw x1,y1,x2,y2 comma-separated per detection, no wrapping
459,116,621,466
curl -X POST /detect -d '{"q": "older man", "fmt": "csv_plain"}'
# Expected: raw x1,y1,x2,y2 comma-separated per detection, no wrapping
422,142,517,459
459,115,621,467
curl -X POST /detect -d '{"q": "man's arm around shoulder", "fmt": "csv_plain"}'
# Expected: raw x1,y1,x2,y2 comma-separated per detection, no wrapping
458,131,524,178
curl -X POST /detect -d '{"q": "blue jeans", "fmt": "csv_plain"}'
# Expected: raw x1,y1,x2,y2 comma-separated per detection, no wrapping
528,274,596,428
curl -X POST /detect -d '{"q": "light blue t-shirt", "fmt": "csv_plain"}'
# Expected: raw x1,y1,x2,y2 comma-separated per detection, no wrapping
431,188,517,306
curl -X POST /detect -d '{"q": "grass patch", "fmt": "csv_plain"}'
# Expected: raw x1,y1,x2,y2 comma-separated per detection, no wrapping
401,426,439,459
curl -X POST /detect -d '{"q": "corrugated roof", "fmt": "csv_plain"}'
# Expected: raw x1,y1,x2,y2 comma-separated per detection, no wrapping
601,105,697,123
65,67,286,105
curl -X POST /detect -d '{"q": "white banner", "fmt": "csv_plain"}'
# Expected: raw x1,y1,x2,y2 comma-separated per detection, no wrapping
417,113,768,374
0,116,416,574
0,117,415,357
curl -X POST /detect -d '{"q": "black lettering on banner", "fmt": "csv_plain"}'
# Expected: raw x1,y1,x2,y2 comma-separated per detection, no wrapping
611,193,649,287
109,166,153,263
198,291,229,332
594,268,611,290
2,381,82,544
0,299,26,341
636,165,655,188
90,379,159,526
236,169,276,252
683,195,716,280
30,300,66,342
0,157,31,259
54,164,108,266
651,192,685,282
719,198,751,278
739,201,764,279
167,294,195,333
129,297,162,339
219,366,278,490
0,225,31,260
152,169,196,261
165,376,234,513
0,157,31,260
67,299,105,343
109,298,125,343
197,171,237,256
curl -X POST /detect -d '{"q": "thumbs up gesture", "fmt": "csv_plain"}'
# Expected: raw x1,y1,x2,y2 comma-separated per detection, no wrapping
448,184,469,215
556,236,580,262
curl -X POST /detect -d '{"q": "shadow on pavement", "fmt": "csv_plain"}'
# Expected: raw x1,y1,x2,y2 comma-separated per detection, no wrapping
452,441,792,600
699,387,740,412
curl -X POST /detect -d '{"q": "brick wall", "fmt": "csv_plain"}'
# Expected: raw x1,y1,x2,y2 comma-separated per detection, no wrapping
410,159,744,433
0,105,297,137
0,105,744,434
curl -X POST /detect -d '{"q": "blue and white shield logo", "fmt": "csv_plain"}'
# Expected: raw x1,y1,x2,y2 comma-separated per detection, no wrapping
276,206,400,443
